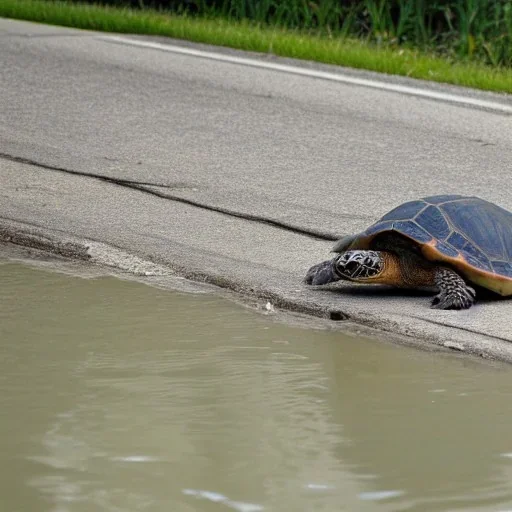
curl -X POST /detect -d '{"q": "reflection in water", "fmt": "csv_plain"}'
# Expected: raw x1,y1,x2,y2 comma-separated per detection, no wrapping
1,260,512,512
183,488,264,511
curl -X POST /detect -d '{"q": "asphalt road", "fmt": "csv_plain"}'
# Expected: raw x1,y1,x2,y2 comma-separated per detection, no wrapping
1,18,512,361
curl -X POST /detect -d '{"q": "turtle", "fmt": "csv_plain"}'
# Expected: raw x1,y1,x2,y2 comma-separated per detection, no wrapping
304,195,512,309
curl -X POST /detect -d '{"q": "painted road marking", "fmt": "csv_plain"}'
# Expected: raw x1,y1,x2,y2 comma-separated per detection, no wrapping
101,35,512,115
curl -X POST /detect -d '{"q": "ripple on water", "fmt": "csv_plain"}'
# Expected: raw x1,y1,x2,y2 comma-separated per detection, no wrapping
305,483,335,491
111,455,162,462
358,490,405,501
183,489,264,511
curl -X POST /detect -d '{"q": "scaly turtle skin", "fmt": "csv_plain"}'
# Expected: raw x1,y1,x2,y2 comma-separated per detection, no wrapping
304,195,512,309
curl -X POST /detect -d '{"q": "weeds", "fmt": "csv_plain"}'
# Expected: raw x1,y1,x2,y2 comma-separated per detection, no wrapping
68,0,512,66
1,0,511,92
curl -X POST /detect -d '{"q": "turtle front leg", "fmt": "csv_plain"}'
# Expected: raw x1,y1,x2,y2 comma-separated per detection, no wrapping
431,267,476,310
304,259,340,286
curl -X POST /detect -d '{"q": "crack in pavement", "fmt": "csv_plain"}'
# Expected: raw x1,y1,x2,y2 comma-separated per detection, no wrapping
0,152,339,241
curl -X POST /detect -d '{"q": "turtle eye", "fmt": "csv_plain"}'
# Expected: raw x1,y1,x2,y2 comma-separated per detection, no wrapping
346,260,359,272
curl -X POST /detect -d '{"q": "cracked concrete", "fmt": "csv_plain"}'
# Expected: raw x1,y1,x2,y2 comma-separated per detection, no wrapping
0,152,337,239
1,18,512,362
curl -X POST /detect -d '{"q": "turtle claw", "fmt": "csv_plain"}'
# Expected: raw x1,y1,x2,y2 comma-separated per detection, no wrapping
430,285,476,310
432,267,476,310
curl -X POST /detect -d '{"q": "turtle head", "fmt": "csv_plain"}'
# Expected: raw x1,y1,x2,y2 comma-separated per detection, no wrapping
333,250,402,285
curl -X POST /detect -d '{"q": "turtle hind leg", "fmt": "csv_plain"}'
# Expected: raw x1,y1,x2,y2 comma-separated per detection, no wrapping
304,259,339,286
431,267,476,310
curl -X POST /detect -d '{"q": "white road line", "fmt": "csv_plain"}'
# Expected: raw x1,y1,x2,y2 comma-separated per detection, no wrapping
101,35,512,115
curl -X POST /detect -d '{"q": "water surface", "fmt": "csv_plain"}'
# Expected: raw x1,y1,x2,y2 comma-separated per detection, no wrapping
1,260,512,512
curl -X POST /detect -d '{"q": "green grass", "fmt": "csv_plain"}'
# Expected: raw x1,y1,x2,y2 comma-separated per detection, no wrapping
1,0,512,93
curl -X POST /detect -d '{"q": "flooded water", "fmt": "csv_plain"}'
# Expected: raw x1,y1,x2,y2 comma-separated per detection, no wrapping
2,259,512,512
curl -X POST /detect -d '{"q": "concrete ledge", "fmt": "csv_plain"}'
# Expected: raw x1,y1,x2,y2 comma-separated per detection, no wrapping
2,215,512,364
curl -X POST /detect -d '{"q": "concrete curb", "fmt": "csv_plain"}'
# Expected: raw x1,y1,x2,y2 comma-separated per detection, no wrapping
3,217,512,365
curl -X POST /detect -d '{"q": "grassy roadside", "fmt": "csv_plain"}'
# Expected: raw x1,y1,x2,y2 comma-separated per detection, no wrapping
1,0,512,94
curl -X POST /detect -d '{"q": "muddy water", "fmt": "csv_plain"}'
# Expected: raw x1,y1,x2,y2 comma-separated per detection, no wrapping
2,260,512,512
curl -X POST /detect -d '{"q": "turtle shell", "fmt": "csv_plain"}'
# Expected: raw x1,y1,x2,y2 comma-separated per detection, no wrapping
338,195,512,296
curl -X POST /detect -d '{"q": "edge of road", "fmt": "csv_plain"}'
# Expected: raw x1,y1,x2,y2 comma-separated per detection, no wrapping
103,34,512,115
1,2,512,94
3,217,512,366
